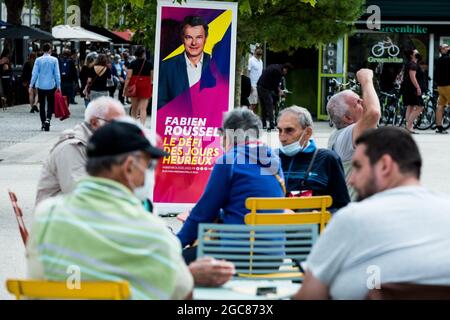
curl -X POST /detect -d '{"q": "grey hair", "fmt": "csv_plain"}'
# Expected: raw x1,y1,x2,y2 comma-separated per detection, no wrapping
86,151,140,176
222,107,262,144
84,52,97,67
326,90,352,129
84,97,124,123
278,105,313,129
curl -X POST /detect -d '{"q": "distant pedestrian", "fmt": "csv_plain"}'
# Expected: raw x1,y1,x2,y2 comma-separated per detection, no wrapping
59,49,78,105
257,63,293,130
29,43,61,131
22,52,39,113
434,44,450,134
123,46,153,127
112,54,126,104
84,54,113,101
80,52,97,107
400,49,426,134
0,48,13,106
247,47,263,111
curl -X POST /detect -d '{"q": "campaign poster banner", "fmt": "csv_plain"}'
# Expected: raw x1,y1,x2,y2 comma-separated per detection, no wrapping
151,0,238,207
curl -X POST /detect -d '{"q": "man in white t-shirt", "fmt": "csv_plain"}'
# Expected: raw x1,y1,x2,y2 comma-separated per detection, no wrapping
327,69,381,200
294,127,450,300
247,48,263,111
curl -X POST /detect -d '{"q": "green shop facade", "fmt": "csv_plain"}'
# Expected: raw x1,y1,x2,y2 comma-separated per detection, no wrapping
316,0,450,120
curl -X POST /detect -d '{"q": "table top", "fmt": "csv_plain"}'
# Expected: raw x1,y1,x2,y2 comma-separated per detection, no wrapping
194,279,301,300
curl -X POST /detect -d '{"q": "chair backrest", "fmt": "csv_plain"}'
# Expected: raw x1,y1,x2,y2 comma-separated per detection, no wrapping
6,279,131,300
8,190,29,245
366,283,450,300
196,223,318,280
245,196,333,233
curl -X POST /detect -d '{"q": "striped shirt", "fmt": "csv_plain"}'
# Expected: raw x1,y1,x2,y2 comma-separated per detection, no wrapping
27,176,193,300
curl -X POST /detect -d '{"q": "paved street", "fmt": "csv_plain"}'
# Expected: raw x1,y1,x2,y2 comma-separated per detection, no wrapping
0,100,449,299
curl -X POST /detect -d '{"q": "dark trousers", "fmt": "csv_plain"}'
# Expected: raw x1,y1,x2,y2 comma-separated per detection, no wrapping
38,88,56,123
257,86,275,129
118,85,125,104
61,81,74,104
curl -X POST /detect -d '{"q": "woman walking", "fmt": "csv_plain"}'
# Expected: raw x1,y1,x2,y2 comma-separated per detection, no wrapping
84,54,112,102
79,53,97,107
123,46,153,126
401,49,426,134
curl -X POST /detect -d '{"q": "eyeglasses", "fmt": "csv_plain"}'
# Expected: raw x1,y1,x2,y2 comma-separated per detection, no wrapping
96,117,112,124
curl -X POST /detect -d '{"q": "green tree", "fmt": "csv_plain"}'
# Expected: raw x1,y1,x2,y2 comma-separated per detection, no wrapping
4,0,25,24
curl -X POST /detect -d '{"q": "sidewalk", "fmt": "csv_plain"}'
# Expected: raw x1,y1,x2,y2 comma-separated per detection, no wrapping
0,101,449,299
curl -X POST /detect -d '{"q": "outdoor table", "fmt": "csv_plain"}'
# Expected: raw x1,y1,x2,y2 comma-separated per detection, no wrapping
194,279,301,300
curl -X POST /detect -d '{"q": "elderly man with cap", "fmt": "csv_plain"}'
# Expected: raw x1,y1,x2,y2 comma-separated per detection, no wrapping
27,121,194,299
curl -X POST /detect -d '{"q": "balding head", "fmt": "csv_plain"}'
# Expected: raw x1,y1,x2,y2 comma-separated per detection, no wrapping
440,44,449,55
85,97,126,130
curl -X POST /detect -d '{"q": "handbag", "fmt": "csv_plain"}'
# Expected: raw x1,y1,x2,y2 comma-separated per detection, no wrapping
126,60,145,97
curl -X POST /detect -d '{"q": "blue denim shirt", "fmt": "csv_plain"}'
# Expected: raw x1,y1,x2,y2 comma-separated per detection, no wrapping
30,53,61,90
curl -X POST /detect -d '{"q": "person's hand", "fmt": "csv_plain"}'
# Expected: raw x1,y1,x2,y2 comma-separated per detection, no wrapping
356,68,373,86
123,86,128,97
189,257,235,287
416,87,422,96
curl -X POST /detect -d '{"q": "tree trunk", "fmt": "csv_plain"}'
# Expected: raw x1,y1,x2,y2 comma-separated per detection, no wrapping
39,0,52,32
79,0,93,27
4,0,25,24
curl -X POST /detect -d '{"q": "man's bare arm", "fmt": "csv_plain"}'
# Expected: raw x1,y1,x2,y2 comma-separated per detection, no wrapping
292,271,330,300
353,69,381,145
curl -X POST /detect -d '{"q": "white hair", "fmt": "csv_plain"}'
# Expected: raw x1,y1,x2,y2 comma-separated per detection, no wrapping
326,90,353,129
278,105,313,129
84,97,124,122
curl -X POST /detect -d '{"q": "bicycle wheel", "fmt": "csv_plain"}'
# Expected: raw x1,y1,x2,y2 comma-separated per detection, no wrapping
371,44,384,57
388,45,400,57
443,108,450,130
414,106,435,130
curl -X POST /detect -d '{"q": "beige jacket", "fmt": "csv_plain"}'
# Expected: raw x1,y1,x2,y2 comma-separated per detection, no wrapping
35,122,93,206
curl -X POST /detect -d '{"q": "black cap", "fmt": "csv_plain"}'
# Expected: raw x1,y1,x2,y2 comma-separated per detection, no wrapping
87,121,169,158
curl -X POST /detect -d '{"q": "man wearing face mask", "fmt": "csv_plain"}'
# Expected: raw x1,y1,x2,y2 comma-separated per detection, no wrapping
277,106,350,211
35,96,125,206
27,121,195,300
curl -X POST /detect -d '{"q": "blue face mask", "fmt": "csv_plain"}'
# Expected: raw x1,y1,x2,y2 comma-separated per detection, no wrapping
280,131,307,156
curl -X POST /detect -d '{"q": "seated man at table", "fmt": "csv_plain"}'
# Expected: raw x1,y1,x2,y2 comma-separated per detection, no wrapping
177,107,285,263
27,121,193,300
277,106,350,211
293,127,450,300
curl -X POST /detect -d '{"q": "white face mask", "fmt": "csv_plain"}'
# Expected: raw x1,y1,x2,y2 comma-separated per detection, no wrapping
280,131,307,156
129,160,153,201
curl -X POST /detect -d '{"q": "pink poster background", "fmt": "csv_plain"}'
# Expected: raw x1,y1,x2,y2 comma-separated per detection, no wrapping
153,5,233,204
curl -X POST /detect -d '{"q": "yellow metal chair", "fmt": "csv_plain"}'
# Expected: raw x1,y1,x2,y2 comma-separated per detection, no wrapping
244,196,333,233
6,279,130,300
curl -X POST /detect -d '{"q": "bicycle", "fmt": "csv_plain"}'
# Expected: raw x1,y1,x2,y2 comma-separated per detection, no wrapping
274,88,292,120
414,90,436,131
378,88,407,127
371,38,400,57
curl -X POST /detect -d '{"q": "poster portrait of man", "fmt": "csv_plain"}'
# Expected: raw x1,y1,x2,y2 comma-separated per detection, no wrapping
158,15,215,110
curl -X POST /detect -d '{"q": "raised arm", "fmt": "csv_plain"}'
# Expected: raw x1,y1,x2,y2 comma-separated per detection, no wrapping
352,69,381,145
